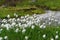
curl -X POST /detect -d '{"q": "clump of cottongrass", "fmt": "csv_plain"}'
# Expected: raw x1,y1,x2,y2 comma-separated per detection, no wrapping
11,22,16,27
2,19,7,23
4,24,11,30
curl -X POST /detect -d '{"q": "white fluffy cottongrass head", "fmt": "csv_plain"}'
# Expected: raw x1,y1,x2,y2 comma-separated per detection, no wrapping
11,22,16,26
31,25,35,29
55,35,59,39
0,37,3,40
51,38,54,40
43,26,46,28
16,15,18,18
48,22,51,25
0,29,3,32
21,16,24,19
54,19,58,22
51,18,54,21
18,23,21,27
58,21,60,24
48,17,51,20
25,36,29,40
14,13,18,17
1,23,5,27
0,29,3,31
0,29,3,34
15,28,19,33
4,36,8,39
22,28,26,34
14,13,16,16
43,34,46,38
40,25,46,29
2,19,7,23
26,14,29,17
7,14,10,18
43,23,46,25
40,25,43,28
22,24,28,28
8,18,12,22
17,18,20,21
56,31,58,34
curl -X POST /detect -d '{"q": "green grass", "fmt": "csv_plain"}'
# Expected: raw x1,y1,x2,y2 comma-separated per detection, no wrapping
16,0,60,10
0,26,60,40
35,0,60,10
15,0,60,10
0,0,60,40
0,0,60,10
0,7,44,19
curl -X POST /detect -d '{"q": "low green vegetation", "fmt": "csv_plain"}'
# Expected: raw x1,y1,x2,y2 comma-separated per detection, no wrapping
0,7,44,19
0,0,60,10
0,0,60,40
36,0,60,10
0,0,60,18
0,26,60,40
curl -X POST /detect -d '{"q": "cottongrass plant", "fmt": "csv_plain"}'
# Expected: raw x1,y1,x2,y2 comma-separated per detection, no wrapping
0,11,60,40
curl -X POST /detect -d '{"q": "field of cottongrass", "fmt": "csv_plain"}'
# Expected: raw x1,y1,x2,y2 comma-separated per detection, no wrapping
0,11,60,40
0,0,60,40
